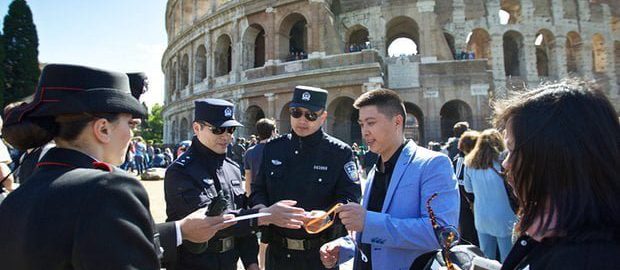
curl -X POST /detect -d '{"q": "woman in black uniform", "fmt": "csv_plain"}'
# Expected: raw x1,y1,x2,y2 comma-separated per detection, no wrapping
0,64,232,269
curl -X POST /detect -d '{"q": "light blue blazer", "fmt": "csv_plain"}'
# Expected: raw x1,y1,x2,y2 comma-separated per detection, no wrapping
338,140,460,270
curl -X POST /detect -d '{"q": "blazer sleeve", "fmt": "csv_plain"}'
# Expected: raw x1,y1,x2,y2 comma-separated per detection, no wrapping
72,173,160,270
156,222,178,265
361,154,460,251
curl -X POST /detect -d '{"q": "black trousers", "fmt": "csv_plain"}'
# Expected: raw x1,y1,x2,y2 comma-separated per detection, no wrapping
458,185,479,246
172,248,239,270
266,244,338,270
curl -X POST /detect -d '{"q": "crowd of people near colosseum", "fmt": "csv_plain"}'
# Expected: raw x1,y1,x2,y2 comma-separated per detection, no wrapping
0,63,617,270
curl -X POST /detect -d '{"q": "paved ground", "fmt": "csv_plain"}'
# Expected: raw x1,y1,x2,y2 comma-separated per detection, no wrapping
139,178,353,270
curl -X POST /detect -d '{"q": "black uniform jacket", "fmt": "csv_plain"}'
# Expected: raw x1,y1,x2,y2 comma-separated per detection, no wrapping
0,147,176,269
164,136,259,267
502,230,620,270
250,129,362,239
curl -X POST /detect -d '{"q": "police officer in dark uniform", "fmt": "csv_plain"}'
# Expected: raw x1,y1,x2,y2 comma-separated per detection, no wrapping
164,99,260,270
251,86,362,270
0,64,233,269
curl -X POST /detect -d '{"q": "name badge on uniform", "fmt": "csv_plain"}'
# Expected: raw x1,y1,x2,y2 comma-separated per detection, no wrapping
344,161,359,183
313,165,328,171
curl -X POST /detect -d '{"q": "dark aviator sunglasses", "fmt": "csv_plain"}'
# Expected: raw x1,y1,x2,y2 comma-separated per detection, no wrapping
200,122,236,135
289,107,323,121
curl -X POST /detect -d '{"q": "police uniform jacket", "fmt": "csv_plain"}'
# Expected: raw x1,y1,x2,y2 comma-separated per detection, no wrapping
250,129,362,240
0,147,175,269
164,136,259,268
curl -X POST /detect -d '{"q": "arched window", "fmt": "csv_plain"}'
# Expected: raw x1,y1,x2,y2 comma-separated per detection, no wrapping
503,31,525,77
195,45,206,83
215,35,232,77
386,16,420,56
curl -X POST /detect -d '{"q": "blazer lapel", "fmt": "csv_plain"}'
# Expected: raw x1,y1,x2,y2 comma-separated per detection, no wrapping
362,165,376,209
381,140,417,212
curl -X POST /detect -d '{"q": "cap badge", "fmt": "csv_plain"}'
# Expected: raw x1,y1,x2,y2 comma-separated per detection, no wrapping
224,107,233,117
302,92,311,101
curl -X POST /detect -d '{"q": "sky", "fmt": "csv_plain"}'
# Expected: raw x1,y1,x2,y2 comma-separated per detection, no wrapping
0,0,168,108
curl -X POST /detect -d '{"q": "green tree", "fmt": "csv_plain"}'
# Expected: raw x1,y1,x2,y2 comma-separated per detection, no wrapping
0,33,5,107
3,0,39,106
140,103,164,144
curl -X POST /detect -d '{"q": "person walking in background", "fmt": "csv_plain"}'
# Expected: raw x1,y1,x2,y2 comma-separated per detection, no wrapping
243,117,277,270
463,129,517,262
455,130,480,246
494,79,620,269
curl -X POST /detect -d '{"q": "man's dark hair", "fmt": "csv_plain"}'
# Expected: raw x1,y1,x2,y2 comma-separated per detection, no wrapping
256,118,276,141
453,122,470,138
353,88,406,130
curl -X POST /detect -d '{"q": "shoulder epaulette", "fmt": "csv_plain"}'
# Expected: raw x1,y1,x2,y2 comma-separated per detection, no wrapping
174,153,193,167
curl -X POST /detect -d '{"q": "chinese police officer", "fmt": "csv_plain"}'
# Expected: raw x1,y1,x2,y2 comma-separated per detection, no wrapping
164,99,260,270
250,86,362,270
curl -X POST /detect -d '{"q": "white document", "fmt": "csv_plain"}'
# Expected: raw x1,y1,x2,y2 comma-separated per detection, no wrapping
223,212,271,223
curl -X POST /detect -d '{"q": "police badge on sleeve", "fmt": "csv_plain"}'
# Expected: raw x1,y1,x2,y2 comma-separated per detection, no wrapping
344,161,359,183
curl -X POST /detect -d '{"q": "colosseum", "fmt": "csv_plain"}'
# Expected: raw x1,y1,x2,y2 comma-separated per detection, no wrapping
162,0,620,145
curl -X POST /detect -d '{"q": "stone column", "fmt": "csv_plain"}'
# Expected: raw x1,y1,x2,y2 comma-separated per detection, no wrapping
188,43,195,94
523,32,539,85
582,42,594,79
490,32,507,97
231,19,241,83
520,0,534,22
264,6,278,64
551,0,565,23
452,0,467,53
265,93,276,119
577,0,591,22
416,0,438,60
204,31,213,88
602,4,618,97
553,34,568,80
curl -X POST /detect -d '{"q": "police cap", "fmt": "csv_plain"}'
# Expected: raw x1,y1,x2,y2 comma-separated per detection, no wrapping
289,86,328,112
194,98,242,127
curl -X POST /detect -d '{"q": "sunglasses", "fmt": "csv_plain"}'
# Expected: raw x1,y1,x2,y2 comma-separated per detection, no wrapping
289,107,322,121
427,193,460,270
200,122,236,135
304,203,369,263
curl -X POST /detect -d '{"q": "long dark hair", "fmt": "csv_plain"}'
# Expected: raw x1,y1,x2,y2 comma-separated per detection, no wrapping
493,79,620,238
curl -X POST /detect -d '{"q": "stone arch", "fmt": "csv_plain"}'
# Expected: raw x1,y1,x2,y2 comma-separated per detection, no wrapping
386,16,420,56
180,54,189,88
330,0,342,17
440,100,473,141
244,105,266,137
566,31,583,74
196,0,210,18
467,28,492,68
180,117,189,141
242,24,266,70
592,33,607,73
535,29,557,78
346,25,369,52
195,45,206,83
503,30,526,77
327,97,359,144
171,61,178,96
215,34,232,77
562,0,578,19
174,4,181,35
404,102,424,144
444,32,456,59
533,0,552,17
500,0,521,24
278,13,308,61
182,0,192,29
172,119,178,143
279,102,292,134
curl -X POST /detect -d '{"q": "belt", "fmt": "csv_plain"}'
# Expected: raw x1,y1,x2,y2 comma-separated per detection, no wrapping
206,236,235,253
270,233,326,251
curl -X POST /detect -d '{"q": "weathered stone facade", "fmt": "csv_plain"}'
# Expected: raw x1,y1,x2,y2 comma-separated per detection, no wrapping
162,0,620,145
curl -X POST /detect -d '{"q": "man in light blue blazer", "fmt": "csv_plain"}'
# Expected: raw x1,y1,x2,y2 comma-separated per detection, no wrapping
319,89,459,270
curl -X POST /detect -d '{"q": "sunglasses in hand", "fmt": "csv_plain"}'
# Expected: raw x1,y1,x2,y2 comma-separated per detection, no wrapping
427,193,460,270
289,107,323,122
303,203,343,234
